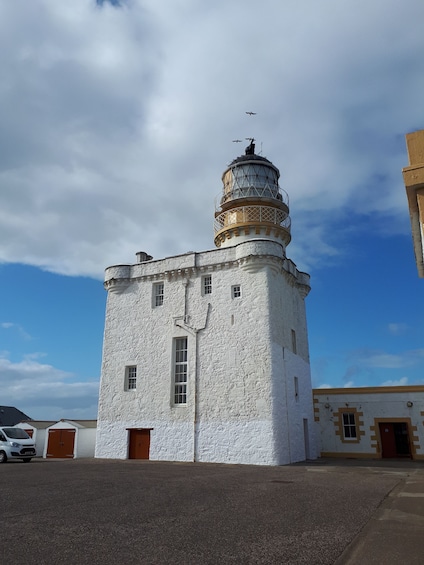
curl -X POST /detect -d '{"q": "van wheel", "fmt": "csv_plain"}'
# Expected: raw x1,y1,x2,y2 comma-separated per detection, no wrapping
0,451,7,463
22,458,32,463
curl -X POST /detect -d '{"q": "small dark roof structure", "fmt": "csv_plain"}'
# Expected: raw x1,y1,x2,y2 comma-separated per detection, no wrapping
230,152,273,166
0,406,32,426
226,151,281,178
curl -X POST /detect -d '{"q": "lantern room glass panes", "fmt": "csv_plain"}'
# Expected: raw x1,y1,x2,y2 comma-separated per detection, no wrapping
222,163,280,203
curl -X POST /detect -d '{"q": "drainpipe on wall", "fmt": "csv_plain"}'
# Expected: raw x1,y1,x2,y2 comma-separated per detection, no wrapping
175,280,211,463
192,305,211,461
283,347,292,464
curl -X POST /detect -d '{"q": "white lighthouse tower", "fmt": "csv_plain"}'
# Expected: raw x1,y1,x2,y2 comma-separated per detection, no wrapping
95,141,317,465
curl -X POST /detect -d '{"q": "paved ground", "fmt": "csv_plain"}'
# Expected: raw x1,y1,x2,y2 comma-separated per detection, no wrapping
1,458,424,564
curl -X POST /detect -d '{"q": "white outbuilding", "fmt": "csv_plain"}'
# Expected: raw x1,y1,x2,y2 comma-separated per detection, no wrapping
44,420,97,459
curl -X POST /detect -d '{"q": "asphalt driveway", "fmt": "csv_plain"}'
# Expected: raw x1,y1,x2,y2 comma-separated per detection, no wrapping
0,458,408,564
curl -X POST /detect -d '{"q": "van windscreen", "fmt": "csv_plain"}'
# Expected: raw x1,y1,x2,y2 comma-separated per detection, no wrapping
3,428,30,439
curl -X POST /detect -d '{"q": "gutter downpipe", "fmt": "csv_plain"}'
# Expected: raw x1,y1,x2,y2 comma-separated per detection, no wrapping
283,347,292,464
192,303,211,462
175,277,211,462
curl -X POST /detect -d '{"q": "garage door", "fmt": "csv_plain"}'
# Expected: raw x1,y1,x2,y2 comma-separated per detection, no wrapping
46,429,76,458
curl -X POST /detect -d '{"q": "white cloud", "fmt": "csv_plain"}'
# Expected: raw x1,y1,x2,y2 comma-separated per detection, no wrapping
349,348,424,370
381,377,409,387
387,323,409,336
0,0,423,277
366,353,409,369
0,354,99,420
0,322,32,340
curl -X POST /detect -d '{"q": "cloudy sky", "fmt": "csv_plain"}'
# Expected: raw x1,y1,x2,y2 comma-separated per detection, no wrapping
1,0,423,420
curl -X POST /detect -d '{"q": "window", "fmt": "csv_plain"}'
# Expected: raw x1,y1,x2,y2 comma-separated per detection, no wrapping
232,285,241,298
126,366,137,390
153,282,164,307
203,275,212,295
291,329,297,354
334,407,363,444
174,337,188,404
294,376,299,401
342,412,357,439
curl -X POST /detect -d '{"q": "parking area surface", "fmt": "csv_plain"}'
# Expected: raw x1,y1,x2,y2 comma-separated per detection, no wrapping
1,458,422,564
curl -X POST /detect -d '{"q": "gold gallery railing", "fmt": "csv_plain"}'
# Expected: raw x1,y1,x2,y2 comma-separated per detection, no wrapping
214,205,291,233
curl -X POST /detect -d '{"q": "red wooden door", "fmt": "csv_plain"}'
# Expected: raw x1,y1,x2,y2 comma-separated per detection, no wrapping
46,429,75,458
128,429,150,460
24,429,34,438
379,423,397,458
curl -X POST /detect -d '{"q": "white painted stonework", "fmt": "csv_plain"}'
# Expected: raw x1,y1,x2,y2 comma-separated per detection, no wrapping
96,239,317,465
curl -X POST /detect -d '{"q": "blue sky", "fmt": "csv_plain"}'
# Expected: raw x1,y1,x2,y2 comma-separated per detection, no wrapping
1,0,423,420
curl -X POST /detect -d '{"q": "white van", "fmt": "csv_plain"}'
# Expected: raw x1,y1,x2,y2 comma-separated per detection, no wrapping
0,427,36,463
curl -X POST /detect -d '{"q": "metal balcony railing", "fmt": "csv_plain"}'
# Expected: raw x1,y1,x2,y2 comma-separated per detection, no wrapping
215,185,289,210
214,205,291,233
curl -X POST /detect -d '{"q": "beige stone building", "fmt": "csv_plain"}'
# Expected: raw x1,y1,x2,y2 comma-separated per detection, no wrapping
314,386,424,461
403,129,424,277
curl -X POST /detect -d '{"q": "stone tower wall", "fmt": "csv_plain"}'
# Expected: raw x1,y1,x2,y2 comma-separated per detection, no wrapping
95,240,315,465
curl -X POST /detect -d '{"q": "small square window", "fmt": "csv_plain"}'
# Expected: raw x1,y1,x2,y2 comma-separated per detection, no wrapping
153,282,164,307
203,275,212,295
232,285,241,298
126,366,137,390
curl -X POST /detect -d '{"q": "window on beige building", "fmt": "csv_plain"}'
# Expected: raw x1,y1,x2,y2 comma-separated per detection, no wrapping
342,412,357,439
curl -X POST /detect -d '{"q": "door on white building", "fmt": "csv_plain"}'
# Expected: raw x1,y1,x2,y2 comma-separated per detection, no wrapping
128,429,151,460
46,429,75,458
379,422,411,458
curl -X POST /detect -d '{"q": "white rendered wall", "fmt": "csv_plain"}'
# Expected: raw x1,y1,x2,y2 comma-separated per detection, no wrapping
266,253,317,464
74,428,96,458
14,423,46,457
96,240,314,465
315,389,424,459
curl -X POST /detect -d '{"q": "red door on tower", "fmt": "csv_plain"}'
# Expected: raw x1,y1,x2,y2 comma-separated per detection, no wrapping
128,429,152,459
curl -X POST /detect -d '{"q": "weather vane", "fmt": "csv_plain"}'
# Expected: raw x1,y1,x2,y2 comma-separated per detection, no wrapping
232,112,257,155
245,137,255,155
